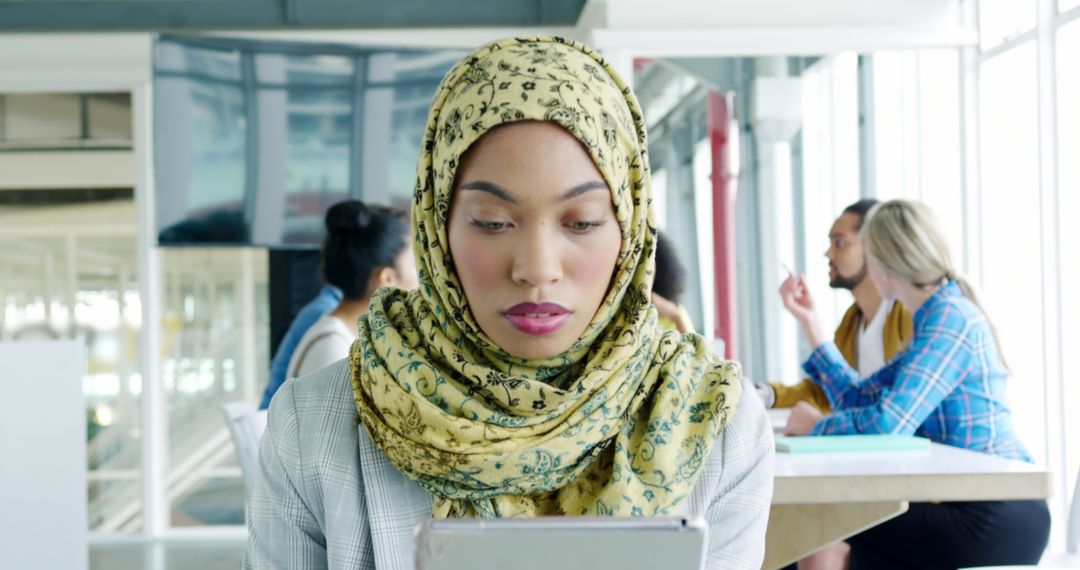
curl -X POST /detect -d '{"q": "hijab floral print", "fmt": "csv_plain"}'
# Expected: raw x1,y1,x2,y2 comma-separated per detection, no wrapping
350,35,742,518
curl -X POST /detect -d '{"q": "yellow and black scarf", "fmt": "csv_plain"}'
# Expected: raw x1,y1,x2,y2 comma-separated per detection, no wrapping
350,35,741,519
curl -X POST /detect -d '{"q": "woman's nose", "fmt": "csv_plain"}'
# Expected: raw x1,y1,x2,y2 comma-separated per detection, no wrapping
511,231,564,287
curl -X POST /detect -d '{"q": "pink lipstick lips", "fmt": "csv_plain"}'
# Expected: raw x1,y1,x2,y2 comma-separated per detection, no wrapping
503,302,571,335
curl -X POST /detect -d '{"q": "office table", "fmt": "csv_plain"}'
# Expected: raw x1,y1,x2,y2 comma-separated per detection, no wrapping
764,442,1052,569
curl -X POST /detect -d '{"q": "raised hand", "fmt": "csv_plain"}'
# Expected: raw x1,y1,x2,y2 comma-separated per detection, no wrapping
779,273,814,321
778,273,830,349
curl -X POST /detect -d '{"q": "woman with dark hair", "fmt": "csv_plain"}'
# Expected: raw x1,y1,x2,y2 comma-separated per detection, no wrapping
286,200,418,378
651,231,695,334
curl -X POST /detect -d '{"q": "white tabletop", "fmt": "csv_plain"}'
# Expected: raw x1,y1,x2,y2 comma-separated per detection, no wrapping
773,442,1051,504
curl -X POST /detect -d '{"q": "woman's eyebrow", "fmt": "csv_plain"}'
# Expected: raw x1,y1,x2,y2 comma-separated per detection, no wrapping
459,181,519,204
560,181,608,202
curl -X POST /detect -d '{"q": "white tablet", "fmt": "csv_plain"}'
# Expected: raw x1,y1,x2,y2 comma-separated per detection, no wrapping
414,516,709,570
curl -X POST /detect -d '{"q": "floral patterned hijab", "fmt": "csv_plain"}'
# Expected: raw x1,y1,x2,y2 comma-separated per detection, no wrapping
350,35,741,518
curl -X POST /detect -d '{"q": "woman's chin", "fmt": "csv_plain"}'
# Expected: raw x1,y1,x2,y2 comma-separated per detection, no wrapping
502,342,570,361
494,332,578,361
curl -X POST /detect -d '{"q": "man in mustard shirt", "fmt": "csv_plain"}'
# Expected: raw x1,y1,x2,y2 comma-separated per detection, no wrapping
759,199,913,412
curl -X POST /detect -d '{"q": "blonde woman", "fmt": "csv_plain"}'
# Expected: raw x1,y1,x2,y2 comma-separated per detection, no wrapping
780,199,1049,569
245,36,773,570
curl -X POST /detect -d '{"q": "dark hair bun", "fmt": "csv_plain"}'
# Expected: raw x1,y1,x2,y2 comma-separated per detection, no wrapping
320,199,411,300
325,200,372,235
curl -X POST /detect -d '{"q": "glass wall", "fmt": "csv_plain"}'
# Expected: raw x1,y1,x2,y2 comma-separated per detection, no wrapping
162,248,268,527
153,37,462,248
0,87,144,532
153,43,248,244
0,195,144,533
1,88,273,532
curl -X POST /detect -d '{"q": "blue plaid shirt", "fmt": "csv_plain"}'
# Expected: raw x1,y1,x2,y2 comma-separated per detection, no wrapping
804,281,1031,462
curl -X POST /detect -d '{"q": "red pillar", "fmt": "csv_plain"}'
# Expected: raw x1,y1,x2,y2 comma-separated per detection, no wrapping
708,91,738,359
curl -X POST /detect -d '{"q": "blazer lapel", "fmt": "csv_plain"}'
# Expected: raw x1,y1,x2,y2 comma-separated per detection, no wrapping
357,425,431,570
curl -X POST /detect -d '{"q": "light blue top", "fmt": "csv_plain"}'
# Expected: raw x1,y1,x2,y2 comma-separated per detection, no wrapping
260,284,342,409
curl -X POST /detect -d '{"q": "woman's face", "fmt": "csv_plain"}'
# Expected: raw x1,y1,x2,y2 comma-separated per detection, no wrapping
448,122,622,360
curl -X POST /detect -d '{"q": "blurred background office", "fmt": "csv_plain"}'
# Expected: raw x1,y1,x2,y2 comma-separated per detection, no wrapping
0,0,1076,568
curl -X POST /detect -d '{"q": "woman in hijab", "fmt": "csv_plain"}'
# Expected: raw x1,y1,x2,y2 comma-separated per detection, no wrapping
245,36,773,570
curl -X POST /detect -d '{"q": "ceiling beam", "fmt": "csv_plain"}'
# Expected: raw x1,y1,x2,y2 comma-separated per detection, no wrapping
0,0,587,32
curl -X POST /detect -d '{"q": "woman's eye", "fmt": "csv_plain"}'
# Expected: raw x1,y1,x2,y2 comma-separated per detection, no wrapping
470,219,510,233
567,220,604,233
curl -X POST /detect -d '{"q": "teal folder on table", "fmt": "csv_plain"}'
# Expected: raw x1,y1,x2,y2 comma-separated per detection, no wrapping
775,434,931,453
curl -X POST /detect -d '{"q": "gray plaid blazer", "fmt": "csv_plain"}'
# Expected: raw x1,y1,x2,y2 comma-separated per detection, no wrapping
244,359,774,569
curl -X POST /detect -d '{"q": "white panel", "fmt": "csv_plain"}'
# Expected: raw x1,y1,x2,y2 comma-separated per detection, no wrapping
692,139,716,340
361,88,394,205
133,82,167,536
751,77,802,139
0,151,135,190
0,340,87,570
0,34,151,93
250,55,289,246
588,27,977,57
212,28,580,49
602,0,961,29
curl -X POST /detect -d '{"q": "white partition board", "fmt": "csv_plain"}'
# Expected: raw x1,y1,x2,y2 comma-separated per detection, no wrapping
0,340,87,570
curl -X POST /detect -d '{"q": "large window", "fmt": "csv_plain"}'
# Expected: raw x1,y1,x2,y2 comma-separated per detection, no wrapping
979,0,1037,49
1057,17,1080,510
869,50,964,265
799,53,861,327
975,0,1077,550
978,40,1045,463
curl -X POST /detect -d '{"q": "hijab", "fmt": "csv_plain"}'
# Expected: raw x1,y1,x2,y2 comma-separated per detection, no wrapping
350,35,742,518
